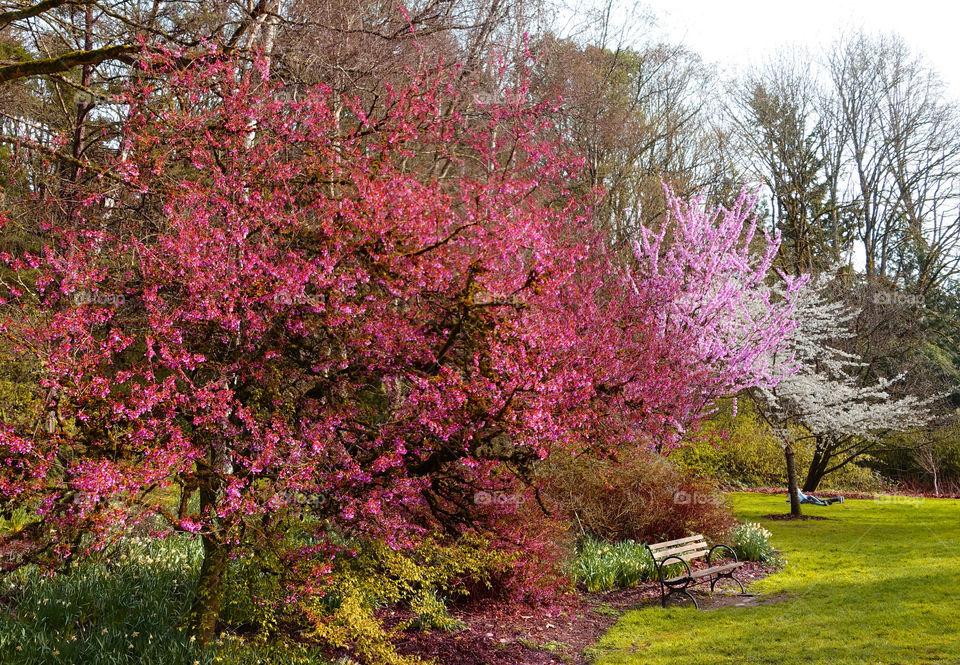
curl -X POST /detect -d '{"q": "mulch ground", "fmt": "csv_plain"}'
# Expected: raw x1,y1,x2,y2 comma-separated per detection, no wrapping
761,513,829,521
383,559,778,665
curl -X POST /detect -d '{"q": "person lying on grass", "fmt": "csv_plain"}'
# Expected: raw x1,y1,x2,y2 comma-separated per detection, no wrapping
789,490,844,506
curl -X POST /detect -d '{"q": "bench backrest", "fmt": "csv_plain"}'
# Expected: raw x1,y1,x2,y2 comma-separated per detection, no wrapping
647,534,709,564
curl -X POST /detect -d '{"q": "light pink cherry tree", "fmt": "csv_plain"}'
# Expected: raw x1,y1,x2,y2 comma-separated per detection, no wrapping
0,50,799,641
627,190,807,445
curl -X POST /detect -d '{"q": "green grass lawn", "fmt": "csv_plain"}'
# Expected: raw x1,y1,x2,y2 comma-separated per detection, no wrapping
590,492,960,665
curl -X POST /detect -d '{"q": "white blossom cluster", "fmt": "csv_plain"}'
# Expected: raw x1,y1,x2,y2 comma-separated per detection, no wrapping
757,274,933,439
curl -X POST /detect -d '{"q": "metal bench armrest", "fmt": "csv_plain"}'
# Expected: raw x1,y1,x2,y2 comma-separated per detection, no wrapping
707,544,739,565
657,554,692,585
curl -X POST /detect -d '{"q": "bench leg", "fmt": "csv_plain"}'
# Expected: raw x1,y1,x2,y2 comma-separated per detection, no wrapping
710,572,745,594
662,584,699,609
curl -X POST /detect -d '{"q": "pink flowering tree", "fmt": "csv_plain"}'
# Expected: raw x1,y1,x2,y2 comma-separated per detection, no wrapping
0,50,799,642
626,191,806,446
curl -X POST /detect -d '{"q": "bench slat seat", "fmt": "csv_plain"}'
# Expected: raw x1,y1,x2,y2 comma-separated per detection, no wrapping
645,533,746,608
648,534,705,550
665,561,745,584
651,541,710,558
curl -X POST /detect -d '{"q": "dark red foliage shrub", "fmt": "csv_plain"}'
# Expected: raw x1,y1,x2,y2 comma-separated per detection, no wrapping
544,450,736,544
489,495,578,600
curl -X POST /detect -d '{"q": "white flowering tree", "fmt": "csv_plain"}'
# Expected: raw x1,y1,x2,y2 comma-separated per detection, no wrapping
753,274,935,515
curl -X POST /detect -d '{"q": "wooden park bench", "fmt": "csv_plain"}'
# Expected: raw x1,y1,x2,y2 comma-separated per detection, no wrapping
646,534,745,608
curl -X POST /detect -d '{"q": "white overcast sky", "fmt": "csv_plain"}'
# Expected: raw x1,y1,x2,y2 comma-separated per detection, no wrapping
606,0,960,99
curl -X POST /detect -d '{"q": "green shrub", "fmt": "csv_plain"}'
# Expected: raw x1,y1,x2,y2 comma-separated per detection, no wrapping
302,535,513,665
729,522,777,563
814,462,889,493
672,400,889,492
404,590,466,633
572,537,655,592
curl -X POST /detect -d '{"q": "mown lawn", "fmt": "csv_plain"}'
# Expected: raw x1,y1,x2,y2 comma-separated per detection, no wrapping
590,492,960,665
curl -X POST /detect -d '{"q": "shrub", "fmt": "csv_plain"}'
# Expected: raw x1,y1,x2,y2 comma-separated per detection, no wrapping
672,400,889,492
544,451,736,544
729,522,777,563
672,404,785,488
301,534,513,665
572,536,655,592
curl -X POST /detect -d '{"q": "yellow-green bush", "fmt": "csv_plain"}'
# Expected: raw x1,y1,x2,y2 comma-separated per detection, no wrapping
671,400,887,492
669,401,783,487
301,535,515,665
0,507,36,537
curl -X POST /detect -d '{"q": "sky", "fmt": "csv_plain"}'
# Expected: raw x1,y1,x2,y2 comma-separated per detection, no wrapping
611,0,960,99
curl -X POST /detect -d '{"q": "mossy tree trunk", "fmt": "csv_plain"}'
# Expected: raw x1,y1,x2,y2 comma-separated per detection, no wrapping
188,444,230,645
785,442,803,517
189,530,228,644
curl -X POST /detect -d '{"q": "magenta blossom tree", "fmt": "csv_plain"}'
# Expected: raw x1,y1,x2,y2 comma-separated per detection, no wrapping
0,50,799,640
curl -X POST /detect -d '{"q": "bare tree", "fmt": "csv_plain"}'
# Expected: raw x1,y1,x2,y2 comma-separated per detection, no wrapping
911,420,960,495
530,21,723,245
725,51,856,275
827,32,960,294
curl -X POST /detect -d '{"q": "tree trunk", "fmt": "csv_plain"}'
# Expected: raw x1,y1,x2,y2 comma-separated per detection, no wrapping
68,3,95,182
785,442,802,517
802,467,823,493
188,446,229,644
189,531,228,644
802,444,830,492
